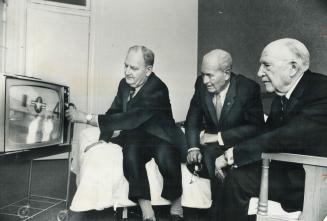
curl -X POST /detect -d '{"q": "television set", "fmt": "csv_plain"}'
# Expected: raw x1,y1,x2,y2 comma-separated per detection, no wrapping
0,73,72,152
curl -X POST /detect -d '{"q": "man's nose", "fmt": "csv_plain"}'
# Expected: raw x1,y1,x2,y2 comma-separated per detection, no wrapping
257,65,264,77
125,66,131,75
203,75,209,84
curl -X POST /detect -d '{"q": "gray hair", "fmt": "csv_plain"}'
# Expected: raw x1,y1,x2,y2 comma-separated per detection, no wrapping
128,45,155,67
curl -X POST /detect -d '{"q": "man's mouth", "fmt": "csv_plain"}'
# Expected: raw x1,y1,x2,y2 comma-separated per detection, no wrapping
261,78,270,84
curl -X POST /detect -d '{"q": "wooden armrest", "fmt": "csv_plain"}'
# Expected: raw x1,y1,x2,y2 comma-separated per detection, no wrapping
258,153,327,220
262,153,327,167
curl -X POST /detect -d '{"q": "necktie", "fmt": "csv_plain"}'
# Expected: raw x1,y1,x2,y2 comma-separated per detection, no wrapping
128,87,136,101
280,96,288,113
215,93,223,122
277,95,288,123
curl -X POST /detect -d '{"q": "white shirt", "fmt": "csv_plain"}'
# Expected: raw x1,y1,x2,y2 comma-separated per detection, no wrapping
213,82,230,106
188,83,230,152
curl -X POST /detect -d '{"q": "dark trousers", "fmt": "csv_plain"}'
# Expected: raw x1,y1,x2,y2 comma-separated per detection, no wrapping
216,161,305,221
200,144,225,221
185,144,225,220
112,130,182,202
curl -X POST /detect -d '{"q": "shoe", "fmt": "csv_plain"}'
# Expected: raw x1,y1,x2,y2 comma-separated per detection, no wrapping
170,214,184,221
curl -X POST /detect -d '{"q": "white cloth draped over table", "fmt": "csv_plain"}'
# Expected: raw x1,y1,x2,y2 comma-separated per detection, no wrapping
70,127,212,212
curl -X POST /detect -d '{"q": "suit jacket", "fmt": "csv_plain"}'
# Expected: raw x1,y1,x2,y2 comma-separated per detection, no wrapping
185,73,265,150
98,73,186,152
232,70,327,210
234,70,327,166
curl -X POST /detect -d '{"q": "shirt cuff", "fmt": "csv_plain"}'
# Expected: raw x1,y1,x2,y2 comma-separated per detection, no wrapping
217,132,224,145
188,147,200,152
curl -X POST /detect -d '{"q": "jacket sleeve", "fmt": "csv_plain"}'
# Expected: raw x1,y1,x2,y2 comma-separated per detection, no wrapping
233,94,327,167
221,83,265,146
185,78,204,149
98,86,166,142
104,81,124,115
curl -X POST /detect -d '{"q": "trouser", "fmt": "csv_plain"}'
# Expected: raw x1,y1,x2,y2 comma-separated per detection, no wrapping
186,143,225,220
112,130,182,202
216,161,305,221
199,144,225,221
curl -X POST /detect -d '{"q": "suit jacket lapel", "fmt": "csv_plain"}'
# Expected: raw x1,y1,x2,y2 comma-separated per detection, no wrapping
219,74,236,125
284,72,308,116
122,84,130,112
126,73,155,109
204,90,219,127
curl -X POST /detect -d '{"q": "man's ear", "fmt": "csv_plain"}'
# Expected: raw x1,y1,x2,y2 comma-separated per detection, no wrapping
145,65,153,76
289,61,300,78
224,69,231,81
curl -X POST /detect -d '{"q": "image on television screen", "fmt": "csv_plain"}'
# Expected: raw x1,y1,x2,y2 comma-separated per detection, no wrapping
8,85,62,145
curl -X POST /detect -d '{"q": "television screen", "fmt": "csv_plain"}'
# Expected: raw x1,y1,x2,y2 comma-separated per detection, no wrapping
0,74,70,152
8,85,63,145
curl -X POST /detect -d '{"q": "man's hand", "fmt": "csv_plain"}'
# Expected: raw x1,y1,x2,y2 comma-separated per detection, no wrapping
65,107,87,123
200,133,218,145
187,149,202,165
112,130,121,138
224,147,234,165
215,155,228,181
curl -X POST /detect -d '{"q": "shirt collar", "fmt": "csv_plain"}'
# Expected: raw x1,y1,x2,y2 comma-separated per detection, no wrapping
218,82,230,100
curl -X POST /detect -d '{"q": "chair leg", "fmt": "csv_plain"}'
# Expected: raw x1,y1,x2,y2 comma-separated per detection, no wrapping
257,159,270,216
122,207,128,219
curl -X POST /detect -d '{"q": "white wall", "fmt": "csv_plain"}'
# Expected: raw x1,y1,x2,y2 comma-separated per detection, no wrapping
4,0,198,122
90,0,198,121
0,2,3,72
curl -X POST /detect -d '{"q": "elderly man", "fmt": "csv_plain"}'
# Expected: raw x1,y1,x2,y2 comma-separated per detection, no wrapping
185,49,264,220
66,45,186,221
215,38,327,221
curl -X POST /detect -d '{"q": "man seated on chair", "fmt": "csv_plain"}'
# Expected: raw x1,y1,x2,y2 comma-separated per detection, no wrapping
185,49,265,220
65,45,187,221
214,38,327,221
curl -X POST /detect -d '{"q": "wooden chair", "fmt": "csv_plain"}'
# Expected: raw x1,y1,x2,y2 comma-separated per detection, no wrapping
257,153,327,221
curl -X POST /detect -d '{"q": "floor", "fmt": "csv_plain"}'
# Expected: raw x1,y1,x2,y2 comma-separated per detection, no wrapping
0,159,209,221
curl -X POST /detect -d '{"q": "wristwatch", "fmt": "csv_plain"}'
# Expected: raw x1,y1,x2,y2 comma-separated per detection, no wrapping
86,114,93,124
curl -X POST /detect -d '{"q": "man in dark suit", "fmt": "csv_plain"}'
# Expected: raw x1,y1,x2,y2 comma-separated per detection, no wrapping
215,38,327,221
185,49,265,220
66,45,186,221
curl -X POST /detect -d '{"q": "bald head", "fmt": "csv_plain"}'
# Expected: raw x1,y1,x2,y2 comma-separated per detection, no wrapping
258,38,310,95
201,49,232,93
202,49,233,72
262,38,310,72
